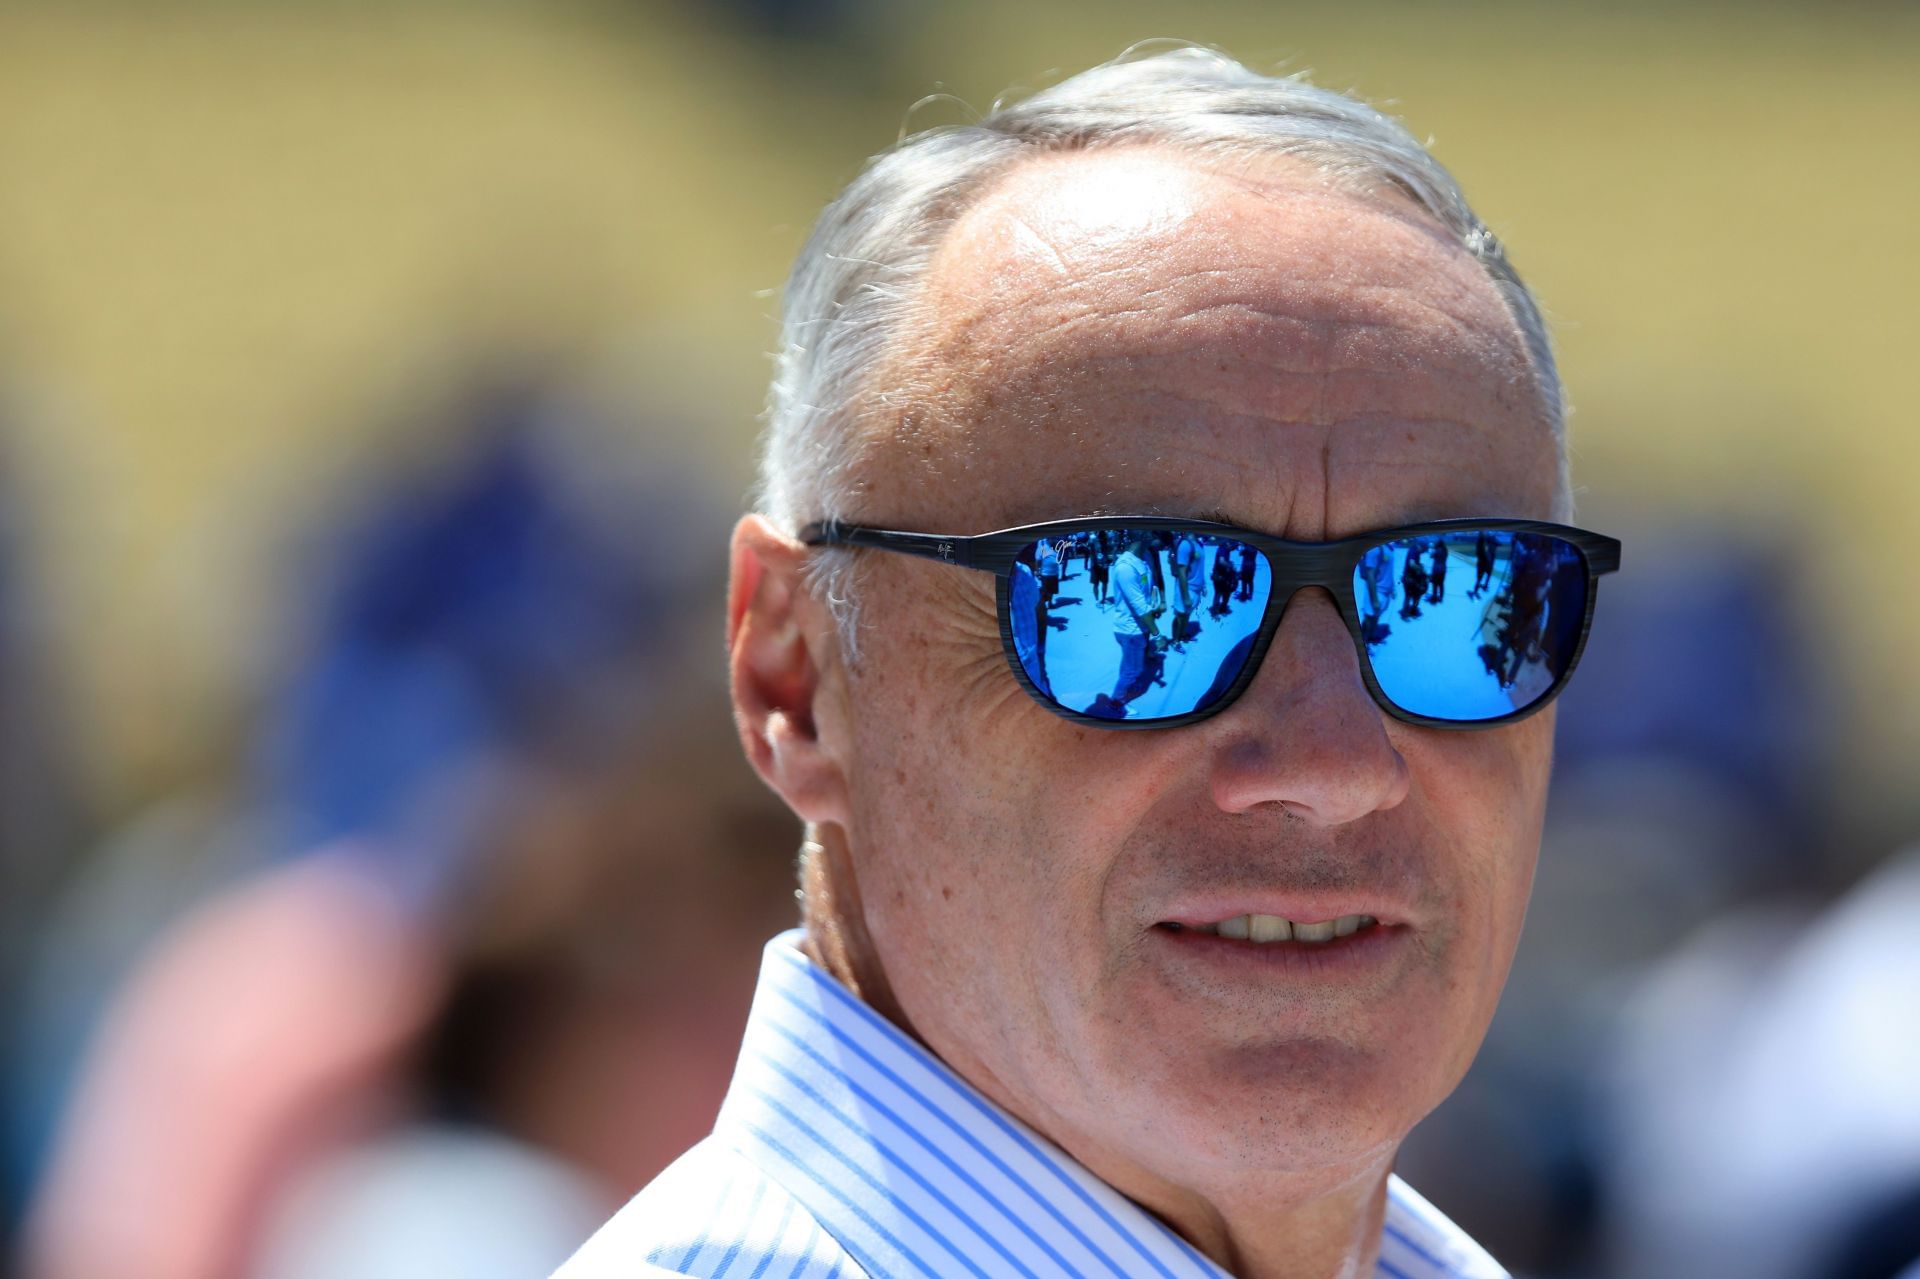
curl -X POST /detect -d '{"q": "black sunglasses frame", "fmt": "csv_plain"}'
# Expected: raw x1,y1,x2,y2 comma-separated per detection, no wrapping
800,516,1622,731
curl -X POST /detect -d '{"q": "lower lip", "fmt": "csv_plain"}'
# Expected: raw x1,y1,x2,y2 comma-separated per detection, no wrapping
1148,921,1410,978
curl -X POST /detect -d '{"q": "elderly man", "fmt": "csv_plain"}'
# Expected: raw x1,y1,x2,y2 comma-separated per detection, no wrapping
556,45,1618,1279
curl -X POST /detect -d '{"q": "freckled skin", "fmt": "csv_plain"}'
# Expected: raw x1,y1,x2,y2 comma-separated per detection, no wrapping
764,147,1562,1277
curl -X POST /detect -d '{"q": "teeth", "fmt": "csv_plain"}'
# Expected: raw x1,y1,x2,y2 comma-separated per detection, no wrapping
1248,914,1292,943
1204,914,1379,944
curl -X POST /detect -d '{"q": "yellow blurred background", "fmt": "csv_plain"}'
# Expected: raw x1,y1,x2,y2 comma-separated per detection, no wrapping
2,1,1916,822
2,4,1916,1278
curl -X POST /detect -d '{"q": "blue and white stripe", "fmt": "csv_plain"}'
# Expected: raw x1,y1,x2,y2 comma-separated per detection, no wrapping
553,931,1507,1279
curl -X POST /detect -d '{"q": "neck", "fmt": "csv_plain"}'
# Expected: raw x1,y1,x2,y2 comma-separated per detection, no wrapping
1096,1149,1397,1279
797,820,1399,1279
798,824,911,1033
942,1015,1401,1279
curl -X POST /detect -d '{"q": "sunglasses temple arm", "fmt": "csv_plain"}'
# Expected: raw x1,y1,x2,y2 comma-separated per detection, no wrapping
798,523,981,570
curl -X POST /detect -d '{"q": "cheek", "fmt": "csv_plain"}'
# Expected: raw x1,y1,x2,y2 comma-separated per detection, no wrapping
1402,712,1552,979
838,572,1063,928
1487,712,1555,895
836,575,1175,1075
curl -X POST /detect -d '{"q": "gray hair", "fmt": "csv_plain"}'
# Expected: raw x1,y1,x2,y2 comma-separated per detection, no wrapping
757,44,1569,653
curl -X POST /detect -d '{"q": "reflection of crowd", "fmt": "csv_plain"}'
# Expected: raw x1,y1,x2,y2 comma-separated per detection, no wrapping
1088,531,1163,716
1035,536,1061,605
1399,547,1431,620
1210,548,1237,617
1392,537,1454,621
1028,531,1597,721
1171,534,1204,644
1088,531,1111,603
1469,528,1495,600
1071,531,1256,717
1359,533,1564,695
1015,530,1175,719
1359,551,1396,645
1476,538,1555,691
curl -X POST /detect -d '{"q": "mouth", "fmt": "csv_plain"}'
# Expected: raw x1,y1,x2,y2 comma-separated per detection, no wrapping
1157,914,1381,945
1146,893,1416,979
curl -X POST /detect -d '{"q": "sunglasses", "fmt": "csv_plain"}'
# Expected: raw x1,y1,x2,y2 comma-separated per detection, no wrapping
801,516,1621,730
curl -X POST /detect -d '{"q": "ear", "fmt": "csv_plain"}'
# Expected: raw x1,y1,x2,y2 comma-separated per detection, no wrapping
727,515,851,827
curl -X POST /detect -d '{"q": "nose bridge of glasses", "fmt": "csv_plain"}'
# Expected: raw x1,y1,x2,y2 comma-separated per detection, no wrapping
1249,539,1373,685
1258,541,1355,600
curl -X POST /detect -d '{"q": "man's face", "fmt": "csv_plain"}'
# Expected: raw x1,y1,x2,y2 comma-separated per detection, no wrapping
821,148,1560,1200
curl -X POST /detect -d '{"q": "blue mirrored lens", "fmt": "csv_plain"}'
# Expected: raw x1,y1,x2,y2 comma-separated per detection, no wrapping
1353,529,1588,721
1009,530,1271,722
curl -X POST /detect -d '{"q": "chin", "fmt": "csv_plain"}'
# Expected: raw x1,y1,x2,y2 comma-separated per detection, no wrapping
1085,1032,1429,1178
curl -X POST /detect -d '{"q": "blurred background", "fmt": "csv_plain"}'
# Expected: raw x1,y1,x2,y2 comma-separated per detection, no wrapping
1,2,1916,1277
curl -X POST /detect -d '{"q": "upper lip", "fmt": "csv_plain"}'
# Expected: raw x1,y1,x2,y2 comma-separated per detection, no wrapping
1156,892,1415,929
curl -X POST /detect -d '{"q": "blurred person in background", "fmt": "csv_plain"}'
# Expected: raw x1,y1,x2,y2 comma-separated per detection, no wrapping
556,47,1621,1279
19,377,796,1279
0,427,89,1268
1599,843,1920,1279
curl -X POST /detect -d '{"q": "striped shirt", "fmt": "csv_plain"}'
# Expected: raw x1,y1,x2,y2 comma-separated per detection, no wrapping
553,930,1507,1279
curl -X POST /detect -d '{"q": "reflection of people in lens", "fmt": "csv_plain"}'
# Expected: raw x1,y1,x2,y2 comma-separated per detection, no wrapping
1484,538,1553,688
1235,544,1257,601
1171,533,1198,646
1036,537,1062,605
1088,531,1111,603
1088,530,1164,718
1426,538,1448,604
1010,561,1050,697
1147,532,1168,609
1476,641,1504,684
1505,544,1552,685
1185,541,1207,632
1210,545,1237,618
1358,551,1395,645
1469,528,1496,600
1398,545,1429,620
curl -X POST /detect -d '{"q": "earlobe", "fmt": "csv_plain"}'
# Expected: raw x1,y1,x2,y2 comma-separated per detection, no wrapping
727,515,850,826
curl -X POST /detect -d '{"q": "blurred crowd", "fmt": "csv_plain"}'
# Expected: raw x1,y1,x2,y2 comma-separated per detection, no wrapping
0,376,802,1279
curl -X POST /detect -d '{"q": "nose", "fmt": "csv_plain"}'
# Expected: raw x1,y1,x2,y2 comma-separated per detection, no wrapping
1205,587,1411,825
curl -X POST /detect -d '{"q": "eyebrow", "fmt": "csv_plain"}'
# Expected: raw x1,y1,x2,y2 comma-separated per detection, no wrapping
1078,503,1239,523
1162,505,1505,538
1027,504,1497,536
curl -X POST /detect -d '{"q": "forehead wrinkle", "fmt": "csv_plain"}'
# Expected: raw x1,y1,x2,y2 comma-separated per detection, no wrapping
916,264,1526,434
859,146,1548,530
919,251,1169,365
917,145,1516,361
926,391,1543,535
859,332,1540,535
1326,417,1560,525
904,223,1528,450
1148,269,1514,346
918,331,1532,459
1005,213,1074,279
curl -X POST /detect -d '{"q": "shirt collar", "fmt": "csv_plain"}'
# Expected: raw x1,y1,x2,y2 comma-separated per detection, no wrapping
714,930,1505,1279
